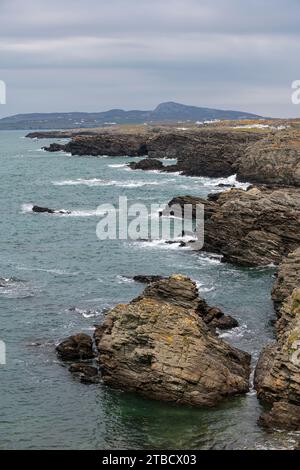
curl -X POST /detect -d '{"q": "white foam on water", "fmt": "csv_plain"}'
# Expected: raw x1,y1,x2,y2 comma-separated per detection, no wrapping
16,265,79,276
132,239,190,251
218,323,248,340
21,203,34,213
116,275,135,284
108,163,127,168
52,178,163,188
68,307,102,318
194,280,215,293
197,253,223,265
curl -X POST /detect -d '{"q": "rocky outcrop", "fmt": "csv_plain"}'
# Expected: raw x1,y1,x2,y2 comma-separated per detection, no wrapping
95,275,250,407
165,187,300,267
56,333,95,360
42,143,65,153
147,130,262,177
43,127,266,178
254,245,300,431
236,131,300,186
44,134,148,157
165,187,300,266
128,158,164,171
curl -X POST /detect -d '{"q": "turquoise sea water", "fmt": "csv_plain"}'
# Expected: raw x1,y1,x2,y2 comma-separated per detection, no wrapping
0,131,298,449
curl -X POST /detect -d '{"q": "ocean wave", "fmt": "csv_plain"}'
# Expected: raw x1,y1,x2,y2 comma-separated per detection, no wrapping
116,275,135,284
131,238,190,251
218,323,248,340
108,163,127,168
194,280,215,293
16,265,79,276
0,277,34,299
52,178,163,188
68,306,103,318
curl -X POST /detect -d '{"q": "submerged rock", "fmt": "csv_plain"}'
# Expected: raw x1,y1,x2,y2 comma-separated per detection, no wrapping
133,275,165,284
56,333,95,360
32,205,70,215
95,275,250,407
32,205,55,214
69,363,100,384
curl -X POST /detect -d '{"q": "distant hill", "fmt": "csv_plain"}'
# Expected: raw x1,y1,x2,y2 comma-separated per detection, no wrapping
0,101,262,130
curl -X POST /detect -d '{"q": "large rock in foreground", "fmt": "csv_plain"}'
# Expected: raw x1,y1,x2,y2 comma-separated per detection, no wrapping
95,275,251,407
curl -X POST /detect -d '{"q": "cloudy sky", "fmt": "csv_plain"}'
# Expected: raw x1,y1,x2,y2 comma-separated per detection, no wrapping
0,0,300,118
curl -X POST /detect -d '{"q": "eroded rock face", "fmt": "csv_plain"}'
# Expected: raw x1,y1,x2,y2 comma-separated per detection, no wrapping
254,244,300,431
254,288,300,428
236,132,300,186
147,130,262,177
95,275,250,407
272,248,300,312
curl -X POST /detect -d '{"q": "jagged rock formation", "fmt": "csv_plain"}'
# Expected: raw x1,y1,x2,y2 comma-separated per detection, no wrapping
45,133,148,157
255,249,300,430
236,131,300,186
42,127,265,178
165,187,300,266
94,275,250,407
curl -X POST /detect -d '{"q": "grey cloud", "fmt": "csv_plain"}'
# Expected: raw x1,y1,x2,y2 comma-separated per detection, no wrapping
0,0,299,117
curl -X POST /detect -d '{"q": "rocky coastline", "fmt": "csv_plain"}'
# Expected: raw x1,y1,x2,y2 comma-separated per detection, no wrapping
42,120,300,433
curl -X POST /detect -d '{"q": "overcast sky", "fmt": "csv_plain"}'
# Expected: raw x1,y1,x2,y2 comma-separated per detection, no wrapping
0,0,300,118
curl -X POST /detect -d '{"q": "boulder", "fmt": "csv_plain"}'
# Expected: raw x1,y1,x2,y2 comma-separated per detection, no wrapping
56,333,94,360
95,275,250,407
